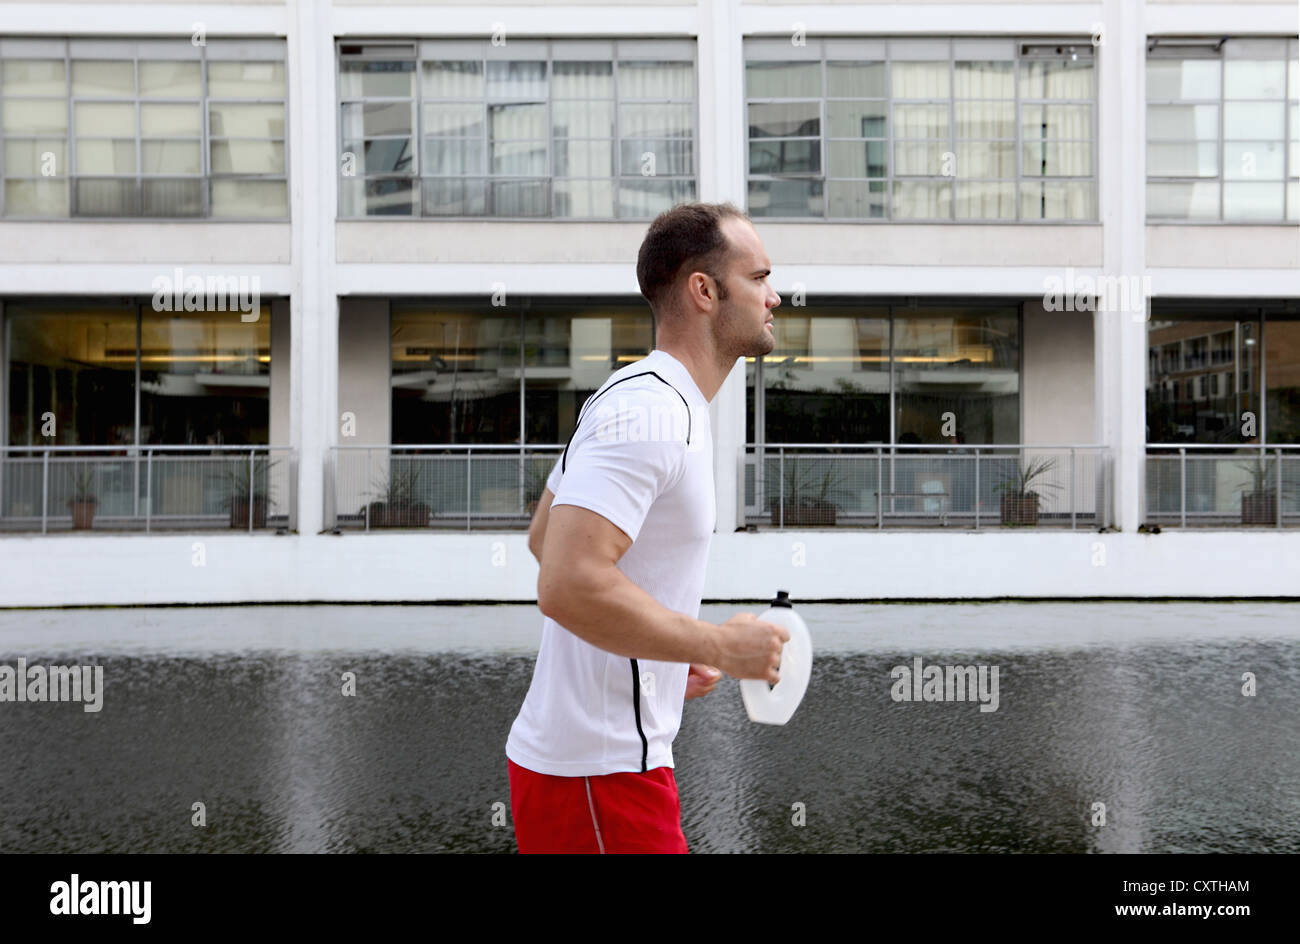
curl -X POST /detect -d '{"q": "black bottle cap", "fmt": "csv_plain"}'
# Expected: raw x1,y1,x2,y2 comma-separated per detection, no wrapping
771,590,793,608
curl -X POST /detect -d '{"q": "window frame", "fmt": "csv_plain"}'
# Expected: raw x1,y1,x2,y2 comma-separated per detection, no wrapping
1146,36,1299,224
743,36,1099,223
336,38,699,221
0,36,289,222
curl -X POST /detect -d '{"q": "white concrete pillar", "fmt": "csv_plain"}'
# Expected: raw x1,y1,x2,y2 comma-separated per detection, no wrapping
287,0,337,535
700,0,748,533
1098,0,1148,530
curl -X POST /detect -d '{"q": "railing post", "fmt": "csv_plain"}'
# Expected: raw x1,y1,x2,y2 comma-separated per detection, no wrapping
145,449,153,533
466,446,473,532
876,447,883,529
248,448,255,534
973,449,980,529
1275,448,1283,530
1070,447,1077,530
778,447,785,529
41,450,50,535
364,449,371,532
1179,447,1186,529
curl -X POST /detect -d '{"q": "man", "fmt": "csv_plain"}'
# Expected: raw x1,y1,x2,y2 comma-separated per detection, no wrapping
505,202,790,854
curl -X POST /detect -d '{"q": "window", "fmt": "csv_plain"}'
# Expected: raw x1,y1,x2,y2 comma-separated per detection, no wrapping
1147,37,1299,221
1147,302,1300,444
339,40,696,218
6,302,271,446
390,300,654,444
747,302,1020,445
744,37,1096,221
0,37,287,219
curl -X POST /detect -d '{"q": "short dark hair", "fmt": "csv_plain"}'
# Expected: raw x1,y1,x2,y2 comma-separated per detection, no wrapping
636,202,749,313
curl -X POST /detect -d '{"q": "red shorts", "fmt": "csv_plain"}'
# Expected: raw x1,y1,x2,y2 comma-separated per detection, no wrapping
507,758,689,854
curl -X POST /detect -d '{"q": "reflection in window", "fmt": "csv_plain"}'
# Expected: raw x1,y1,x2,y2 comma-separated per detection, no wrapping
1147,305,1300,444
389,302,653,444
747,303,1020,445
6,303,271,446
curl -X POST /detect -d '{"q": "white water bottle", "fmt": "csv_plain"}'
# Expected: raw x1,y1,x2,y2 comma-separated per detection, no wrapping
740,590,812,725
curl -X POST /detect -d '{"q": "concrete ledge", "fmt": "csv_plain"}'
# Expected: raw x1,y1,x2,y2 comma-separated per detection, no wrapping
1,528,1296,607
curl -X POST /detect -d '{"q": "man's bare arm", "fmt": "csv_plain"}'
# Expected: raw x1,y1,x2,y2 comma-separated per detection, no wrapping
536,504,787,681
527,486,555,564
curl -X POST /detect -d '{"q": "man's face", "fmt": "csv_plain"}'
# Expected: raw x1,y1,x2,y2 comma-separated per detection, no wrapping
712,217,780,359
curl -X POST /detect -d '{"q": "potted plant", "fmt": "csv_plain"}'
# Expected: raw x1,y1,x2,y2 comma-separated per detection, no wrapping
769,460,845,526
68,467,98,530
1234,455,1291,525
222,455,279,529
366,461,430,528
995,456,1063,526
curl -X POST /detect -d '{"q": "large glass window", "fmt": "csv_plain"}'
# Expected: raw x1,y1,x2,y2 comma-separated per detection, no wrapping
6,302,271,446
390,300,654,444
340,40,696,218
1147,37,1299,221
747,302,1020,445
745,37,1096,221
1147,302,1299,443
0,37,286,218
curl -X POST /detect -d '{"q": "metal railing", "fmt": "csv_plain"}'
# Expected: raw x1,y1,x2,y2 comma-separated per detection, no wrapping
743,444,1112,530
0,445,296,534
328,444,564,531
1145,444,1299,529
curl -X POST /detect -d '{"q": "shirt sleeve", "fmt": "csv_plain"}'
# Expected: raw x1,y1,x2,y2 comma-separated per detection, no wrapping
548,384,690,544
544,454,564,495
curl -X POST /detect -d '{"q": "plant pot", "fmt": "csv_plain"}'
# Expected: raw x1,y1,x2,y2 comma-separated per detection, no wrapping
1241,492,1277,525
365,501,388,527
69,498,97,530
230,496,267,529
1000,494,1039,526
379,501,430,528
770,499,837,526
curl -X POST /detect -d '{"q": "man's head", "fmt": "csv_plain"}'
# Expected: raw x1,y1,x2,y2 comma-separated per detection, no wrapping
636,201,779,359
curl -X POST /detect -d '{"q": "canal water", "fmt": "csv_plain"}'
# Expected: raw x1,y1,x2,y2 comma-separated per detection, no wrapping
1,602,1296,853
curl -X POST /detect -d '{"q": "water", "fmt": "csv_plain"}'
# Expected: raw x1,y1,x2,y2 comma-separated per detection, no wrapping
0,603,1297,853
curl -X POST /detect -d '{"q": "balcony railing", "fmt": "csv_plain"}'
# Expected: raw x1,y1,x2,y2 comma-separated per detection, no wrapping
743,444,1112,529
0,445,296,534
1145,444,1300,528
328,445,563,531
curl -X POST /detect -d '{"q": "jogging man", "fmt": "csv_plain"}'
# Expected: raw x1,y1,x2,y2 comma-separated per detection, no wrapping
505,202,789,854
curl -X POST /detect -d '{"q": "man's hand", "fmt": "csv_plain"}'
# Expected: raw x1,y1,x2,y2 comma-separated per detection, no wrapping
712,613,790,684
684,663,721,700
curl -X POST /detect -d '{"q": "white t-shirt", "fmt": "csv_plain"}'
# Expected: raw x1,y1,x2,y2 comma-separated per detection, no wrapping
506,349,716,777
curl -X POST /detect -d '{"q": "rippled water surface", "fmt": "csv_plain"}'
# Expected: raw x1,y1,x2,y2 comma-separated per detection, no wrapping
1,603,1297,853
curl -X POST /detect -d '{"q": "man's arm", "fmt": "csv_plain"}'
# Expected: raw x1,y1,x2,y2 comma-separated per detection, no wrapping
536,504,786,681
527,486,555,564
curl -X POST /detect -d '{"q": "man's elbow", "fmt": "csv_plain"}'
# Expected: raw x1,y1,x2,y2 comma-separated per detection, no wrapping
537,563,602,626
536,570,569,623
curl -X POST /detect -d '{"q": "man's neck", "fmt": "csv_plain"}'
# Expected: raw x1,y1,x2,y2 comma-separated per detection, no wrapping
652,337,736,403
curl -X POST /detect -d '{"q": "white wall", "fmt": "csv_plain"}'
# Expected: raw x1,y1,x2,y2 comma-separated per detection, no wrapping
337,298,391,444
1023,299,1096,445
1146,226,1300,269
0,529,1295,605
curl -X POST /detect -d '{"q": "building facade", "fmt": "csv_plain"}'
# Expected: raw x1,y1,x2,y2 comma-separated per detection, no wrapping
0,0,1296,605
